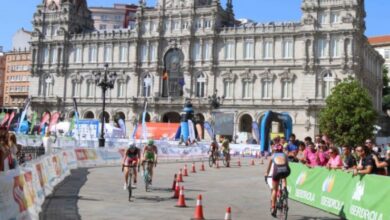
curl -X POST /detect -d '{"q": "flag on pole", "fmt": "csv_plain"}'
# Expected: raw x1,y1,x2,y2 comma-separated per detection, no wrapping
142,100,148,140
6,111,16,130
131,123,138,140
0,113,10,127
17,97,31,134
48,112,60,130
38,112,51,134
0,112,5,125
29,112,37,134
188,119,196,142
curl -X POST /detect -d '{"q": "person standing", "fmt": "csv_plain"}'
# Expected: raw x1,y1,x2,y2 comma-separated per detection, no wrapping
0,129,11,171
326,147,343,169
7,133,20,169
42,131,54,154
341,145,357,170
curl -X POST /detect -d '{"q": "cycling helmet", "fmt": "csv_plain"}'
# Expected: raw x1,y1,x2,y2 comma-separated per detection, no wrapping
147,139,154,146
273,144,283,152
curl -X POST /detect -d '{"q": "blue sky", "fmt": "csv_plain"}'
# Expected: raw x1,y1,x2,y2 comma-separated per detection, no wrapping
1,0,389,51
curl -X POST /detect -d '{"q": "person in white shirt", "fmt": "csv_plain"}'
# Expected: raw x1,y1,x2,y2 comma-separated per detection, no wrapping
42,131,53,154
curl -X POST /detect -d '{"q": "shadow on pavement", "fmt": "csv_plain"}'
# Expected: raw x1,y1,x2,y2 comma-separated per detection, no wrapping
39,168,89,220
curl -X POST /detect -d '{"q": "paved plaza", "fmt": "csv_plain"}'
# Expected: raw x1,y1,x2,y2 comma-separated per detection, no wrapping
41,158,339,220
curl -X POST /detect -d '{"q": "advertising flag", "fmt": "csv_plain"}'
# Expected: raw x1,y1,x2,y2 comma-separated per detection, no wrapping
6,111,16,130
29,112,37,134
203,121,214,140
17,97,31,133
252,122,260,143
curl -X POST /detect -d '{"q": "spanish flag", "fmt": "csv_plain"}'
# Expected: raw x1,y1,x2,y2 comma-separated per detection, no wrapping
163,69,168,80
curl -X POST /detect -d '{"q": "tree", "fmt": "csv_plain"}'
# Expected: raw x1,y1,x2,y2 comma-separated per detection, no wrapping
319,79,378,147
382,66,390,111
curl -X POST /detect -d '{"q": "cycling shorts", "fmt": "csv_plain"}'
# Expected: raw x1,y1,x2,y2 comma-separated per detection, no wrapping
124,157,138,166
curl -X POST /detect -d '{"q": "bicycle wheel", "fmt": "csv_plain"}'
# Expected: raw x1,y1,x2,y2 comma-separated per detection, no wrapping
222,153,228,167
208,155,214,167
277,193,288,220
128,173,132,201
144,170,150,192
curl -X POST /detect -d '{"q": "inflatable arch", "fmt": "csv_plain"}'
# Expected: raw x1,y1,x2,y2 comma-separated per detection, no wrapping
259,111,293,152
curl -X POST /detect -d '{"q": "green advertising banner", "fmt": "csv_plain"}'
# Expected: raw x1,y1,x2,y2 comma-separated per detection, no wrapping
287,163,390,220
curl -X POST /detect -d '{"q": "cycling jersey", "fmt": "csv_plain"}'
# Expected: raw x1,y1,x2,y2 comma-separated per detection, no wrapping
124,147,139,166
272,152,290,181
144,146,156,161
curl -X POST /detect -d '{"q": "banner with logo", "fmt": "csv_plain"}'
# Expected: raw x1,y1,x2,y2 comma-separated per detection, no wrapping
288,163,390,220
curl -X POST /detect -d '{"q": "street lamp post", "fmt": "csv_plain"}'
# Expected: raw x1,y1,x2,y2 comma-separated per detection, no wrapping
94,63,117,147
208,90,224,141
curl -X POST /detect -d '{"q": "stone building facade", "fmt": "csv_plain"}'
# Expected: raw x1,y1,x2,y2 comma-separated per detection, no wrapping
369,35,390,71
90,4,138,31
29,0,383,140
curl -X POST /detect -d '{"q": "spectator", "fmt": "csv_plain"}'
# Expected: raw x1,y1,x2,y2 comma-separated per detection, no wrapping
326,147,343,169
0,129,11,171
289,133,300,146
318,140,329,166
7,133,20,169
365,139,380,157
42,131,54,154
296,142,306,163
304,136,312,146
286,137,299,162
372,150,390,176
341,145,357,170
280,137,287,149
314,134,322,149
303,142,320,167
354,145,375,175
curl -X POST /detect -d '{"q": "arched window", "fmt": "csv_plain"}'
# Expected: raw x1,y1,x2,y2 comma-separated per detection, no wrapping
323,72,335,97
142,74,152,97
196,73,206,97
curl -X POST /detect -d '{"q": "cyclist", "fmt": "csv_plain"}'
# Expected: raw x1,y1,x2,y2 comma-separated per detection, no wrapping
264,143,291,217
209,141,219,165
122,143,141,190
141,139,158,184
221,136,231,167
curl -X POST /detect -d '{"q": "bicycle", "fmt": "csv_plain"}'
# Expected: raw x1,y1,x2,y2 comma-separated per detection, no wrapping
143,160,154,192
124,164,137,202
208,150,229,167
265,176,289,220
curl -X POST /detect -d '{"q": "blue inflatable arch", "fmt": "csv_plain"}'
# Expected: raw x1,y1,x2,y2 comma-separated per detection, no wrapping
259,111,293,152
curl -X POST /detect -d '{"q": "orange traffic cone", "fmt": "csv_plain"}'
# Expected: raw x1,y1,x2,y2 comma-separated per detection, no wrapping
224,207,232,220
200,162,205,171
184,165,189,176
172,174,177,191
191,194,205,220
255,152,259,158
177,169,184,182
237,159,241,167
175,186,187,208
251,159,255,166
192,162,196,173
260,158,264,165
172,181,180,199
